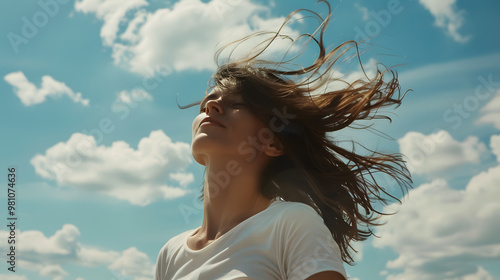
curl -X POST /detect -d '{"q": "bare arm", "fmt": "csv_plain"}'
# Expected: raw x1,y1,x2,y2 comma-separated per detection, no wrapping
306,271,346,280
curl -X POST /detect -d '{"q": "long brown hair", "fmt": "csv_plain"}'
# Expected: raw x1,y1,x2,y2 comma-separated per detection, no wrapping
186,0,412,264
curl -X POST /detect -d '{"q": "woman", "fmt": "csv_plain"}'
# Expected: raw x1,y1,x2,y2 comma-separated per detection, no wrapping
155,1,411,279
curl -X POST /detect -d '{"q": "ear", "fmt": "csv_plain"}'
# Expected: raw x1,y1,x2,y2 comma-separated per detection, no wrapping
263,138,285,157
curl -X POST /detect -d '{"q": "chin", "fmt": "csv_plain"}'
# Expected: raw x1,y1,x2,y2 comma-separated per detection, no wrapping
191,138,238,166
192,154,207,166
191,138,218,166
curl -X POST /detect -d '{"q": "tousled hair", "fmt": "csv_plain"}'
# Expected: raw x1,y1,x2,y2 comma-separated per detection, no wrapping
185,0,412,264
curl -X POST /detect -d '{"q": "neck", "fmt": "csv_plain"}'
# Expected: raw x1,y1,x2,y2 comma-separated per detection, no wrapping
198,156,272,241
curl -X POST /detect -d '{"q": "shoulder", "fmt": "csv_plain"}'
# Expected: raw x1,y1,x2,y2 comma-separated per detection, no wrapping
154,229,194,280
270,199,320,217
269,200,334,251
270,201,347,279
270,200,325,230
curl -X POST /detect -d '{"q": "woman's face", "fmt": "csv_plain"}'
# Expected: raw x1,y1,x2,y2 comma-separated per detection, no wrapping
191,87,271,166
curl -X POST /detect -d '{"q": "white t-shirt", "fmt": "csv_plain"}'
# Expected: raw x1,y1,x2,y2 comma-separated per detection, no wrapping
154,197,347,280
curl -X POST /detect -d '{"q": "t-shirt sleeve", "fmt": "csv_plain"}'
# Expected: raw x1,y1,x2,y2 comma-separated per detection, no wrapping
279,203,348,280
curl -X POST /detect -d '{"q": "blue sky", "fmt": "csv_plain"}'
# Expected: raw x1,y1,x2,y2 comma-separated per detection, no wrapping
1,0,499,279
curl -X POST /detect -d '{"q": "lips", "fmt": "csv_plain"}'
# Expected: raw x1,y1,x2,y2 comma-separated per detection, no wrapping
199,117,225,128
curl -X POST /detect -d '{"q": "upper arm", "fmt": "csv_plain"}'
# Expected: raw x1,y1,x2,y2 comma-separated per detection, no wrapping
306,271,346,280
280,204,348,280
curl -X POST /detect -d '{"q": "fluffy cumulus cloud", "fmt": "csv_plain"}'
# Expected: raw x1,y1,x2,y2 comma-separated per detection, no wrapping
373,135,500,280
0,224,154,280
398,130,487,176
419,0,470,43
75,0,301,75
477,89,500,129
74,0,149,46
4,71,89,106
31,130,193,206
109,247,156,280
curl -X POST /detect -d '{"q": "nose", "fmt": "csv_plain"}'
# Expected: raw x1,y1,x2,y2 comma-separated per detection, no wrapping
205,99,223,115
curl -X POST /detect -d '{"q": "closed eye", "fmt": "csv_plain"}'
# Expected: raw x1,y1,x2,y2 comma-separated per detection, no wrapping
231,103,246,108
199,102,245,113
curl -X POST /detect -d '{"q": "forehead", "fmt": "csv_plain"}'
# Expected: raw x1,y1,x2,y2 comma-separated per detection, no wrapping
204,86,241,100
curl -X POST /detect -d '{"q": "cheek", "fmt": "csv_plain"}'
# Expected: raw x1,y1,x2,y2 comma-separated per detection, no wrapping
244,115,275,146
234,114,268,141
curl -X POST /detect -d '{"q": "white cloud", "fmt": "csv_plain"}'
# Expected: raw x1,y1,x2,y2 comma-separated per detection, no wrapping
419,0,470,43
109,247,155,279
75,0,148,46
117,88,153,104
75,0,301,76
31,130,193,206
461,267,494,280
20,224,80,255
477,89,500,129
120,9,148,43
169,172,195,187
341,58,378,83
491,135,500,162
0,224,154,280
398,130,487,176
373,136,500,279
77,245,120,267
0,275,28,280
40,265,68,280
4,71,89,106
354,3,370,21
